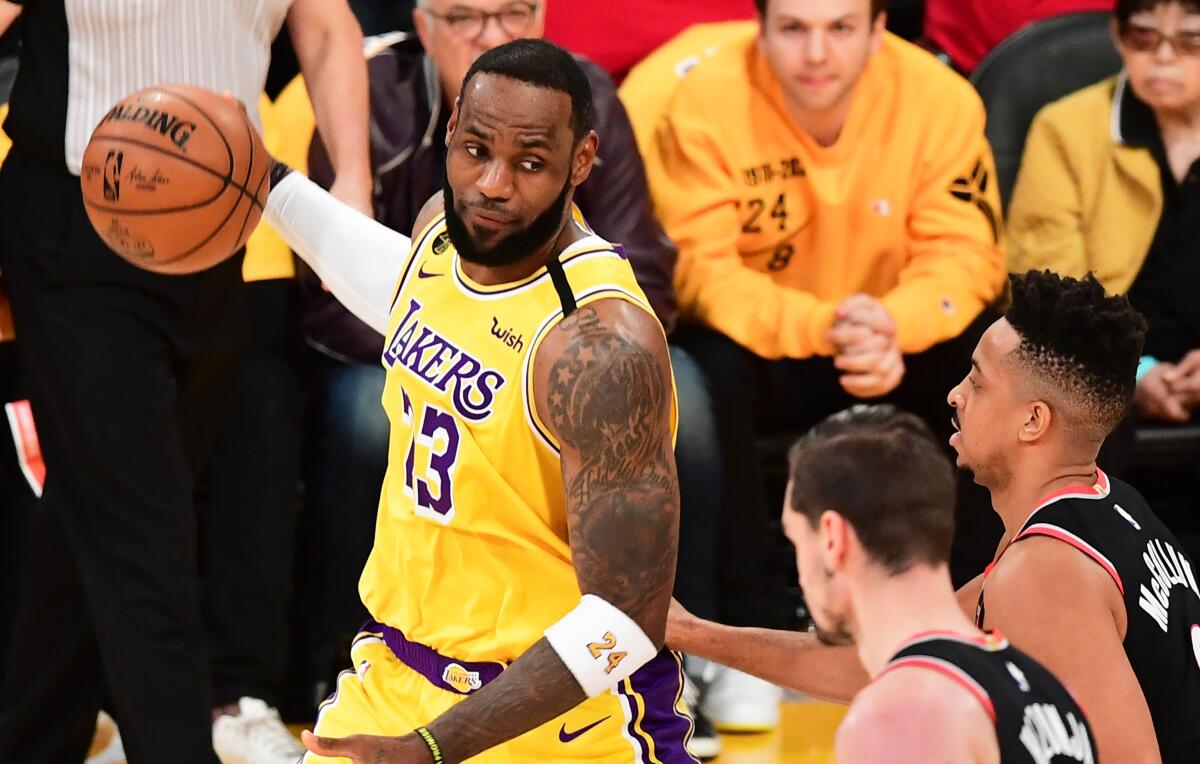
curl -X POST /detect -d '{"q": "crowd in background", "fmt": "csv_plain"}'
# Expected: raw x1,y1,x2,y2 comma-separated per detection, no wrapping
1,0,1199,762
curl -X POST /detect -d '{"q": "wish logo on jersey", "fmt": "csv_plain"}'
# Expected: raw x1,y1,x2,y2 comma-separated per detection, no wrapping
383,298,507,421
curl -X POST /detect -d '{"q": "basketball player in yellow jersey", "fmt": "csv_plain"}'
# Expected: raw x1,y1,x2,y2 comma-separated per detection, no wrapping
262,39,694,764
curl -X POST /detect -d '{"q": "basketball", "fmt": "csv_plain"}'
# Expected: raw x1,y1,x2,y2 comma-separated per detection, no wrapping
79,84,270,275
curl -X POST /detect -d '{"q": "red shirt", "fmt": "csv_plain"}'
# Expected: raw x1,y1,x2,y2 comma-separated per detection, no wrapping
544,0,755,82
925,0,1114,73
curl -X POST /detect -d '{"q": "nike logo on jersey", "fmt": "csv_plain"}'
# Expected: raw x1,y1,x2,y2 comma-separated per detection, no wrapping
558,716,610,743
417,264,442,278
1113,503,1141,530
1006,661,1031,693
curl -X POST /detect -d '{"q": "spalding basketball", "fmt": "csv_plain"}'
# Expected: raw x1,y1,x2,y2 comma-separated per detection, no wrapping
80,84,269,275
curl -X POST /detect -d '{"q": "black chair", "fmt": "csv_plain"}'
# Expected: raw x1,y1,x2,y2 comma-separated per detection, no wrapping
970,11,1121,209
1130,424,1200,470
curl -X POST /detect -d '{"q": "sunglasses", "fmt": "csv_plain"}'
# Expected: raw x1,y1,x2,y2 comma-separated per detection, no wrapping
1118,21,1200,56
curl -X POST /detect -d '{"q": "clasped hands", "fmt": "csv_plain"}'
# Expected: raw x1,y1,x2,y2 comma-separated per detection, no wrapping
1134,350,1200,424
826,294,904,399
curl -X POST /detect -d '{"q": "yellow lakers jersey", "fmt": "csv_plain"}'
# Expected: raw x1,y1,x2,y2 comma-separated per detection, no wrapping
359,211,673,664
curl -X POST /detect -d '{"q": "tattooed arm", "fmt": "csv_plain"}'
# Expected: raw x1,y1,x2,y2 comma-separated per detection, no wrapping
539,299,679,640
304,299,679,764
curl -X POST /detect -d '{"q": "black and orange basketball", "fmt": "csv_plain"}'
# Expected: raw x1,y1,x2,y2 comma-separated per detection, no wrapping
79,84,269,275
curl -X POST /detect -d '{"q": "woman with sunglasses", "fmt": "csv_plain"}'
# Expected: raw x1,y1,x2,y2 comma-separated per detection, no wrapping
1009,0,1200,448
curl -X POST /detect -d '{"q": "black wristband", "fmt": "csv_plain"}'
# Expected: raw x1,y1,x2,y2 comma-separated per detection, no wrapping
268,159,294,190
414,726,446,763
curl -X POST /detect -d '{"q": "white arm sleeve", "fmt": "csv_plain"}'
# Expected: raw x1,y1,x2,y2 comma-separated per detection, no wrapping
263,171,412,335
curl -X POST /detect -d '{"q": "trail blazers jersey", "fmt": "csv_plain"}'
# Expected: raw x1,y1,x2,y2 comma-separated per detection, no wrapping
884,632,1096,763
978,470,1200,761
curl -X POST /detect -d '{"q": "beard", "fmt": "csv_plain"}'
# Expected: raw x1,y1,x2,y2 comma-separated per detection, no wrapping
957,437,1012,491
443,174,573,269
812,608,855,647
806,568,856,647
965,456,1013,492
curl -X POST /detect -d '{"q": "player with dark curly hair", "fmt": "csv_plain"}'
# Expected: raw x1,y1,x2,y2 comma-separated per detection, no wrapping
670,270,1200,763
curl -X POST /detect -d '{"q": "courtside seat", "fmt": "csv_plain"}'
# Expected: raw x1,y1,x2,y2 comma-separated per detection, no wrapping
1131,426,1200,469
970,12,1121,207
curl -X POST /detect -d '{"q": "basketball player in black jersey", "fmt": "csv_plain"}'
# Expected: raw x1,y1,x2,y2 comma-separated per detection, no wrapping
774,405,1094,762
947,270,1200,762
669,271,1200,763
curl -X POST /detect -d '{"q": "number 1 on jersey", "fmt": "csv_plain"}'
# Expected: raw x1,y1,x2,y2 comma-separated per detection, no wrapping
401,388,461,523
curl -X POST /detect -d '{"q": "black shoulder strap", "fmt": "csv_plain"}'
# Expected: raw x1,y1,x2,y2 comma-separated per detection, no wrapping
547,255,577,317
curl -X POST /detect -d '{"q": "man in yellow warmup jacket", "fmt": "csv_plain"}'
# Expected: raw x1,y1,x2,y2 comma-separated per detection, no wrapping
621,0,1006,727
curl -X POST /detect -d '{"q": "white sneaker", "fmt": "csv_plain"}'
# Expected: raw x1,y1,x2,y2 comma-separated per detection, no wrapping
699,663,783,733
85,711,126,764
212,697,306,764
681,672,722,759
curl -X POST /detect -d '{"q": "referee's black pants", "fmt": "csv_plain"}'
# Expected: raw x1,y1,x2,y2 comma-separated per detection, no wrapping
0,150,243,764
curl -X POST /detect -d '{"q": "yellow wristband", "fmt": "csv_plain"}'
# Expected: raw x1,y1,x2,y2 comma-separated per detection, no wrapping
415,726,445,764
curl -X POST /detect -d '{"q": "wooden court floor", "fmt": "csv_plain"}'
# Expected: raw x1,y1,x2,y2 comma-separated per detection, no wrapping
289,700,845,763
711,701,844,763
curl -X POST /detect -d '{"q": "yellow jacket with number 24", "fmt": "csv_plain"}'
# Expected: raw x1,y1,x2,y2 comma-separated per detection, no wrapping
623,22,1006,360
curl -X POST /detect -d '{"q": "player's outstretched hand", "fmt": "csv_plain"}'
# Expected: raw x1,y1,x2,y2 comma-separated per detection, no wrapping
301,729,434,763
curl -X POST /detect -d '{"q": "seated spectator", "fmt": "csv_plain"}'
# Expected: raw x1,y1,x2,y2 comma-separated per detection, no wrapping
924,0,1114,74
625,0,1006,730
260,0,681,736
543,0,754,81
1008,1,1200,438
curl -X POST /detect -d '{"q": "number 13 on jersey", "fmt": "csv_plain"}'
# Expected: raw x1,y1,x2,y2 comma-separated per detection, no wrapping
400,387,462,524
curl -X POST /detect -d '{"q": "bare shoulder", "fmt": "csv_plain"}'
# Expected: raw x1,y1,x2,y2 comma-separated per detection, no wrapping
837,669,996,764
535,298,667,368
531,299,672,447
986,535,1124,627
412,192,446,241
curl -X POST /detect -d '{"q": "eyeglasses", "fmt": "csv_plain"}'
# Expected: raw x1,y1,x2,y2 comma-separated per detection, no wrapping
1118,21,1200,56
423,2,540,40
